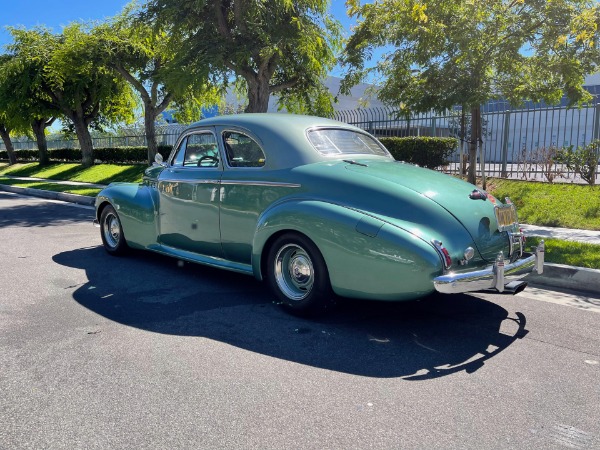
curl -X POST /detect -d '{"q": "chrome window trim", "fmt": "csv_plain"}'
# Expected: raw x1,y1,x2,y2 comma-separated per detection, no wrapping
168,129,220,168
220,128,267,169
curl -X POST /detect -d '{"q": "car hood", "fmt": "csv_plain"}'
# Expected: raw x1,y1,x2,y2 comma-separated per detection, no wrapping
342,160,508,262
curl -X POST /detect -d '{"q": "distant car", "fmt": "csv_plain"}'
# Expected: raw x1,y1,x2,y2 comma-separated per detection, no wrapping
94,113,544,315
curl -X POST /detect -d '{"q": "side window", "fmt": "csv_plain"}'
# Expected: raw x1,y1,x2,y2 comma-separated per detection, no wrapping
223,131,266,167
182,132,219,167
171,137,187,167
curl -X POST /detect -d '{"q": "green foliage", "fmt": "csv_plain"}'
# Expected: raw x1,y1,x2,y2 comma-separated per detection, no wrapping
488,178,600,230
6,25,138,166
342,0,600,112
143,0,343,113
93,8,221,163
0,145,172,164
556,140,600,185
379,137,457,169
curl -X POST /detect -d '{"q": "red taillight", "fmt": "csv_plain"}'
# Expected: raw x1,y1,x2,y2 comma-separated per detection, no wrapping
432,240,452,270
441,247,452,268
520,227,527,245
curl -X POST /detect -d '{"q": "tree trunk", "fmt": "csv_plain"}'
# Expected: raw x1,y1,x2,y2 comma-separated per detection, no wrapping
467,106,481,185
72,115,94,167
32,119,50,166
145,104,158,165
460,107,466,176
0,124,17,165
245,75,271,113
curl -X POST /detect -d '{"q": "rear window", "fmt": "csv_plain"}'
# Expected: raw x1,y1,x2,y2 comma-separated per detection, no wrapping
307,128,390,157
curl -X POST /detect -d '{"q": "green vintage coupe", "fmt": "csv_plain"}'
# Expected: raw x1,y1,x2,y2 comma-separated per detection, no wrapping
95,113,544,315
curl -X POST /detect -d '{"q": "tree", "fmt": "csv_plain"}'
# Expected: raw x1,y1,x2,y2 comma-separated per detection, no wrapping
0,55,37,165
342,0,600,185
0,57,17,165
143,0,342,114
94,8,220,165
8,25,136,167
0,119,16,165
0,53,59,165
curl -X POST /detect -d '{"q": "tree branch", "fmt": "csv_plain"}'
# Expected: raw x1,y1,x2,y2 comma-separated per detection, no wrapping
270,78,300,93
155,91,174,115
214,0,234,43
113,63,151,105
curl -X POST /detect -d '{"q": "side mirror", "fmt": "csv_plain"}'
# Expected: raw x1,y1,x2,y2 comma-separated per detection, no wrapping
154,153,166,166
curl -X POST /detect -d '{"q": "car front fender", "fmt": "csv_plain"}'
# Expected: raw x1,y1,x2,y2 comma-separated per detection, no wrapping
95,183,158,249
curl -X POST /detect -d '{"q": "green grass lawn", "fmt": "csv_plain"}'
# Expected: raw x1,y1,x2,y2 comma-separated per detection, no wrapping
0,162,146,184
527,237,600,270
487,178,600,231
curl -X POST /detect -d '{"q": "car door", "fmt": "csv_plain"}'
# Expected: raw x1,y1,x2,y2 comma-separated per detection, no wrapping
157,128,224,258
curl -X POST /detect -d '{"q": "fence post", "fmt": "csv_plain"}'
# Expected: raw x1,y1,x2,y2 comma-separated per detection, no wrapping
431,117,436,137
501,109,511,177
593,102,600,141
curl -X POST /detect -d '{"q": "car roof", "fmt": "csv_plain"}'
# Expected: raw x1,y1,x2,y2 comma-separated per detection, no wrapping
189,113,359,130
183,113,388,169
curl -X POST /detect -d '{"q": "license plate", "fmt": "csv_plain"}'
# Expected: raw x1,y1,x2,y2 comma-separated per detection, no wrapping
495,203,518,231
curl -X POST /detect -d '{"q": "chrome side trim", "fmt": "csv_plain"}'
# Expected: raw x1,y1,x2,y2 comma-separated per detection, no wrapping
433,242,545,295
220,180,301,188
158,179,219,185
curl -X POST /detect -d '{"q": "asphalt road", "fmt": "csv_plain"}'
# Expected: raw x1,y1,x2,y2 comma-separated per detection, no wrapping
1,191,599,449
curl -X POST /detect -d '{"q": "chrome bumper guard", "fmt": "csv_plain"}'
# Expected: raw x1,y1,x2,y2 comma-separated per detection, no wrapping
433,241,545,295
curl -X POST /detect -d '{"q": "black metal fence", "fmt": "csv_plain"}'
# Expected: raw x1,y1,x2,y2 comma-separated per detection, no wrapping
3,104,599,183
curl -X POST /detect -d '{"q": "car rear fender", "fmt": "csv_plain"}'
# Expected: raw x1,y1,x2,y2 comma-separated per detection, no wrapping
95,183,158,249
252,200,444,300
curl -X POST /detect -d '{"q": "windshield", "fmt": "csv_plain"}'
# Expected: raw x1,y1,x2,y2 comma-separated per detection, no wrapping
307,128,391,157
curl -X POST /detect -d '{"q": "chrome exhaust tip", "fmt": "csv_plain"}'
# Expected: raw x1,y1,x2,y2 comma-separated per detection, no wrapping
504,280,528,295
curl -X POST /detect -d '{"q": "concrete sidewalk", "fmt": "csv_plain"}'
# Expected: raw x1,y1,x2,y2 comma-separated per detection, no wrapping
521,224,600,245
0,177,598,295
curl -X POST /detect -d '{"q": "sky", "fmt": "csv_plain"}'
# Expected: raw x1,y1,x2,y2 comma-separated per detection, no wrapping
0,0,131,47
0,0,362,57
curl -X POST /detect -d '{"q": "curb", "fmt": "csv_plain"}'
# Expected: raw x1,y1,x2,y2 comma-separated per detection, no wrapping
0,183,95,206
526,263,600,295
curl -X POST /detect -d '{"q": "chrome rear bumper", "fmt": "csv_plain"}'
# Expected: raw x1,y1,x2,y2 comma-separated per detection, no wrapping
433,241,545,294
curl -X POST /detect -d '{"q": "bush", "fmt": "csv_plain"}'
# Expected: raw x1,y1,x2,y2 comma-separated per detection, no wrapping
0,145,173,164
556,140,600,186
379,137,458,169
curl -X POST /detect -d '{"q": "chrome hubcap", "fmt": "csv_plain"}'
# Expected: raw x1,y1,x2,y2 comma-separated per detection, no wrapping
274,244,314,301
103,213,120,249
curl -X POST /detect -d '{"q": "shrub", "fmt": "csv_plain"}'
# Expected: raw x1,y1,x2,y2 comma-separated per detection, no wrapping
0,145,173,164
556,140,600,186
379,137,458,169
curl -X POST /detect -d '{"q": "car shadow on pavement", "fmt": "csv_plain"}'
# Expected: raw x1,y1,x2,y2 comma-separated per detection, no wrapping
0,192,93,228
53,246,528,380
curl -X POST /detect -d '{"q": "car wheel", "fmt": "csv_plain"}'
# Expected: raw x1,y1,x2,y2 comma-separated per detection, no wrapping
100,205,128,255
267,233,334,316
